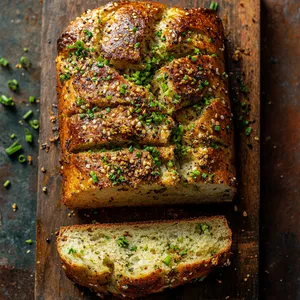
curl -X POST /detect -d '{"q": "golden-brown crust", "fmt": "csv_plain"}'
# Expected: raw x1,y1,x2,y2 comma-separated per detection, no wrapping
57,217,232,298
57,1,236,209
60,106,175,153
176,99,233,147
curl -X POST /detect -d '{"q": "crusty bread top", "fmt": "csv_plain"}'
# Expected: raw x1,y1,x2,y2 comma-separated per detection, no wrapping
57,1,237,200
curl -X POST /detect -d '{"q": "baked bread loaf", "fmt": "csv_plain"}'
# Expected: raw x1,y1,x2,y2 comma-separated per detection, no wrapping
57,217,232,298
56,1,237,208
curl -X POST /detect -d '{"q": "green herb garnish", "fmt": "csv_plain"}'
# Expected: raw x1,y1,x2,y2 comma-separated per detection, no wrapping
0,95,15,106
25,128,33,143
18,154,26,163
5,140,22,156
90,171,98,183
117,236,129,248
209,2,218,11
20,56,31,69
23,110,33,120
8,79,18,91
163,255,172,266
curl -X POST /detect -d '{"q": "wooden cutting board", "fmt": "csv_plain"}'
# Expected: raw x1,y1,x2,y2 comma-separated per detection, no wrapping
36,0,260,299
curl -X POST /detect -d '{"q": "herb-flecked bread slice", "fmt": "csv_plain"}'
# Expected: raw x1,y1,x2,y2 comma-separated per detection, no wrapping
57,217,232,298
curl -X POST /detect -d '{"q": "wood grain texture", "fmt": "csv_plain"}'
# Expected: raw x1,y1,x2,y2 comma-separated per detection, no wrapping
36,1,260,299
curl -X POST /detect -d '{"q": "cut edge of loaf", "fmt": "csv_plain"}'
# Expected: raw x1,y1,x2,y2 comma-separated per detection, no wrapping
57,216,232,298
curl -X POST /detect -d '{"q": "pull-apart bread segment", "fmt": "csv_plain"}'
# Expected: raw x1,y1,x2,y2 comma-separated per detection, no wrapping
57,217,232,298
57,1,236,208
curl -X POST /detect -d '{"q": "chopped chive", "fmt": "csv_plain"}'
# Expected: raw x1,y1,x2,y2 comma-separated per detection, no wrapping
194,48,200,55
18,154,26,163
211,53,217,58
163,255,172,266
68,248,76,254
83,29,93,39
8,79,19,91
117,236,129,248
0,95,15,106
180,249,188,256
29,96,36,103
128,145,134,153
202,173,208,179
214,125,221,131
168,161,173,167
204,80,209,86
23,110,33,120
105,107,111,113
134,42,140,49
0,57,9,67
132,27,138,33
90,171,98,183
29,119,40,130
106,95,112,100
5,140,22,156
210,2,218,11
25,128,33,143
20,56,31,69
10,134,15,139
3,180,10,188
23,47,28,52
245,126,253,136
186,38,192,43
26,239,33,245
130,246,137,251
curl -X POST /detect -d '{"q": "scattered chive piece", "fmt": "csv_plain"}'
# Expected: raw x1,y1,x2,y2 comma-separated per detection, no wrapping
68,248,76,254
23,110,33,120
23,47,28,52
202,173,208,179
29,96,36,103
3,180,10,188
83,29,93,39
26,239,33,245
0,57,9,67
25,128,33,143
180,249,188,256
8,79,19,91
214,125,221,131
10,134,15,139
128,145,134,153
132,27,138,33
163,255,172,266
105,107,111,113
117,236,129,248
20,56,31,69
29,119,40,130
210,2,218,11
18,154,26,163
107,95,112,100
5,140,22,156
245,126,253,136
0,95,15,106
168,161,173,167
211,53,217,58
186,38,192,43
90,171,98,183
134,42,140,49
130,246,137,251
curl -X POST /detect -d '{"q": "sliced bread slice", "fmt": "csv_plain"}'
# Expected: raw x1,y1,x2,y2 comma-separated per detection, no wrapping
57,217,232,298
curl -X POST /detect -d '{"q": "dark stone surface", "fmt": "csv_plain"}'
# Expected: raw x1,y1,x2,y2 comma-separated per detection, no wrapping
0,0,299,299
0,1,41,299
